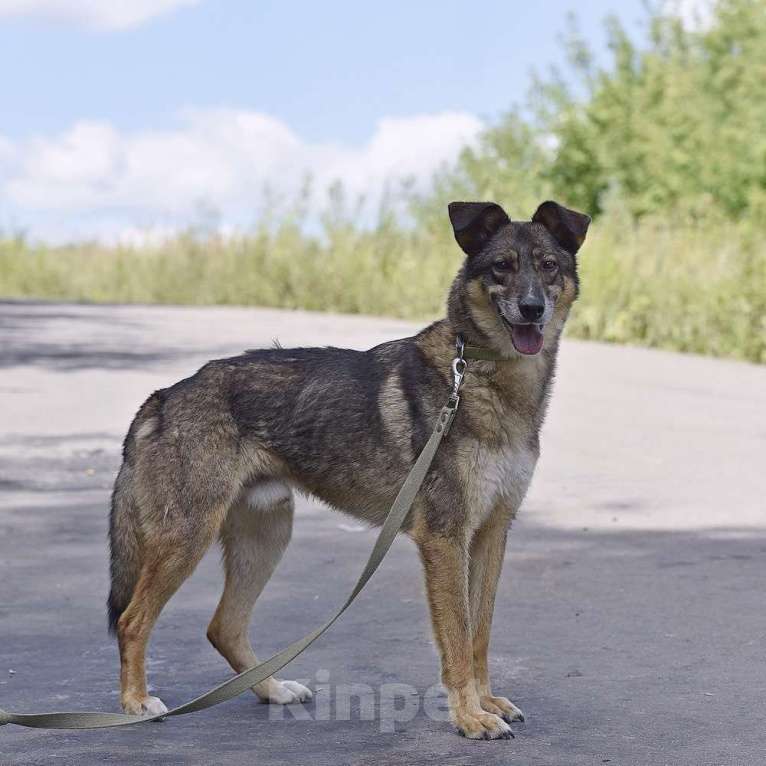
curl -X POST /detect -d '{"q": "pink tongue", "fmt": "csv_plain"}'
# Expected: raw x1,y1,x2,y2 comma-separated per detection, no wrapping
511,324,544,355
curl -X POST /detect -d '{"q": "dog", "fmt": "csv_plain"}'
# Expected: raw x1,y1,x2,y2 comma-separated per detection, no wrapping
107,199,589,739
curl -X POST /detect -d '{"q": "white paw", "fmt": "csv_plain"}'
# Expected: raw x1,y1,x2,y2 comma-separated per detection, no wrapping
123,695,168,718
281,680,313,702
260,679,313,704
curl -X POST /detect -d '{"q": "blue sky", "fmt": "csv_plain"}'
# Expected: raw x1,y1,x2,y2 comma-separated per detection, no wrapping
0,0,662,241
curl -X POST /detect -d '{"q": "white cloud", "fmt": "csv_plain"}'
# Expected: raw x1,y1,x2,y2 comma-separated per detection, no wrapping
0,109,483,242
0,0,200,30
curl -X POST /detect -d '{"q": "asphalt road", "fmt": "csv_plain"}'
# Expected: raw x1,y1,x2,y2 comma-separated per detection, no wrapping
1,301,765,766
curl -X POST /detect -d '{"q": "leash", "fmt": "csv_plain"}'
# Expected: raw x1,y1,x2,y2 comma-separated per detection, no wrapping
0,337,505,730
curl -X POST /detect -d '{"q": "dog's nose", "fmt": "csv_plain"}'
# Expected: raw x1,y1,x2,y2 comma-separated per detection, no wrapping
518,298,544,322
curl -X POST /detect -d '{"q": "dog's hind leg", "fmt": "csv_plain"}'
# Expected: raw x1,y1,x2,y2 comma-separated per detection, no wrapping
207,480,313,705
116,512,223,717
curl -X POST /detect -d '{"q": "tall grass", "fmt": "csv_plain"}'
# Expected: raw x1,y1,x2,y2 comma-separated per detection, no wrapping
1,213,764,363
568,213,766,363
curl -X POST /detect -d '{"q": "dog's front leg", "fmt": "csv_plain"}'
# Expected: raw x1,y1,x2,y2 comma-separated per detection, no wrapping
416,531,514,740
469,513,525,724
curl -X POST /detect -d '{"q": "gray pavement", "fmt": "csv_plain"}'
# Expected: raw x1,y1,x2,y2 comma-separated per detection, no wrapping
1,301,765,766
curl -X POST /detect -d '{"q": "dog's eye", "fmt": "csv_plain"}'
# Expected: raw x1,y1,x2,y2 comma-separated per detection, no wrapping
493,259,511,272
541,259,558,272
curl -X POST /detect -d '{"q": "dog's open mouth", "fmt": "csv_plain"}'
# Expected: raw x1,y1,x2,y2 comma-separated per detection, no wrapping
495,306,545,355
510,323,544,355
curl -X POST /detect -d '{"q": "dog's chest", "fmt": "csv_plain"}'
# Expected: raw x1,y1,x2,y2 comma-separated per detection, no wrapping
464,441,537,529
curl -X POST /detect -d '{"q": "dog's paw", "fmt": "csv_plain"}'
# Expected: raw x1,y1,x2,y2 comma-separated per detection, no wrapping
122,695,168,719
480,694,525,723
257,678,313,705
280,680,313,702
453,709,514,740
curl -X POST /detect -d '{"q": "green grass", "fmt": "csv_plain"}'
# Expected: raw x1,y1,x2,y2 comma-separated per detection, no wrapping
1,215,764,364
568,215,766,364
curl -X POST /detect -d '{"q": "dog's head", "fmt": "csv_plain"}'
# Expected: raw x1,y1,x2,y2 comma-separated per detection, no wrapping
448,200,590,357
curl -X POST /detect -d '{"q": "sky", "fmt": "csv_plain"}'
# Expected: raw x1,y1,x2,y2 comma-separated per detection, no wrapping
0,0,695,243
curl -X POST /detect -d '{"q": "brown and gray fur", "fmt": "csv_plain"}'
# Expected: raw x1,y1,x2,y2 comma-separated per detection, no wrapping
108,200,590,739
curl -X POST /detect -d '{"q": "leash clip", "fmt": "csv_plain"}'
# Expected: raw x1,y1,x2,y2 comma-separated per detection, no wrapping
447,337,467,414
450,357,466,404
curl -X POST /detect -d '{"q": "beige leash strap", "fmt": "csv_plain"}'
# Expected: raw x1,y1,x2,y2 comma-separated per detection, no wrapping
0,390,463,730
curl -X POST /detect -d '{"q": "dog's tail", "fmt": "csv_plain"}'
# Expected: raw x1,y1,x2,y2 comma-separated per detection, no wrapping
107,462,143,635
107,392,163,635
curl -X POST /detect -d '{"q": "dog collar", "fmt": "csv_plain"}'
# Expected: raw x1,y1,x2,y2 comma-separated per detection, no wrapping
456,335,510,363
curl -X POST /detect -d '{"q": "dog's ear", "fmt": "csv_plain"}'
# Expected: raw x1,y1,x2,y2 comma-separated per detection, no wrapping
532,200,591,254
448,202,510,257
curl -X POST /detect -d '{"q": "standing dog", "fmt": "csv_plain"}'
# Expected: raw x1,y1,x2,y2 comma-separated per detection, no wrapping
108,200,589,739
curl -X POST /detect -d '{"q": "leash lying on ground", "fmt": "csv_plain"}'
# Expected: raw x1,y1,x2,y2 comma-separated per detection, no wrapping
0,339,502,730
